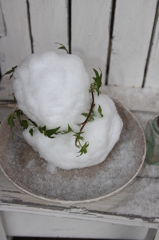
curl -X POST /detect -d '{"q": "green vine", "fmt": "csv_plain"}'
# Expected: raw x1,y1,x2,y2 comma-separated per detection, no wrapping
5,44,103,156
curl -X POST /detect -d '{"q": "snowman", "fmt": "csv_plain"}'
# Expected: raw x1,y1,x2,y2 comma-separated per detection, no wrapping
10,49,123,170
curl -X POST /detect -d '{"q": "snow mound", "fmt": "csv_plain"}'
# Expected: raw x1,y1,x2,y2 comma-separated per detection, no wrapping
13,51,123,170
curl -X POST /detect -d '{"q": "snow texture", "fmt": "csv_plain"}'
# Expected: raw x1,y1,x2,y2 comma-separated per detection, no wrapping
13,52,123,170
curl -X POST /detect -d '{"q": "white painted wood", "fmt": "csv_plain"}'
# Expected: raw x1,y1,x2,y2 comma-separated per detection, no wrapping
29,0,68,53
101,86,159,112
72,0,111,84
145,9,159,88
154,227,159,240
1,211,149,239
0,1,5,37
108,0,157,87
0,0,31,74
0,213,7,240
144,229,156,240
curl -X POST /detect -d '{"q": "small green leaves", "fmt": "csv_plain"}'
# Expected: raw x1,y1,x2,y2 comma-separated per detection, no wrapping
78,142,89,156
2,66,17,79
55,42,69,54
29,128,34,136
81,110,96,122
38,125,61,138
38,125,46,134
63,124,73,134
8,113,16,137
89,68,102,96
16,109,23,122
98,105,103,117
21,120,28,130
44,126,61,138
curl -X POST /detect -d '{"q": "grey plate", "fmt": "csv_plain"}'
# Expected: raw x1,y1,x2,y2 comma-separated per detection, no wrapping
0,101,146,203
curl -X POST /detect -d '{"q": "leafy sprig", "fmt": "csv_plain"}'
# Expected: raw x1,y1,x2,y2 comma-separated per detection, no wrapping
89,68,102,96
55,42,69,54
2,66,17,79
98,105,103,118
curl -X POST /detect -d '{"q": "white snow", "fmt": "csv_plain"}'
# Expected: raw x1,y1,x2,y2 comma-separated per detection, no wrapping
13,51,123,170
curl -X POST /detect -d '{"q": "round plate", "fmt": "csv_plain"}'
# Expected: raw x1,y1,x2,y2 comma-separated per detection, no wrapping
0,101,146,203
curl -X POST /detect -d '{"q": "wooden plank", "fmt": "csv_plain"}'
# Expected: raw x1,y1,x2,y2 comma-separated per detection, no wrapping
108,0,157,87
29,0,68,53
145,3,159,88
1,211,149,239
0,0,31,74
0,1,5,37
72,0,111,85
0,214,7,240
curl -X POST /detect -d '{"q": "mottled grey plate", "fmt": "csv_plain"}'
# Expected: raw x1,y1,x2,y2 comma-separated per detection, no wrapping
0,101,146,203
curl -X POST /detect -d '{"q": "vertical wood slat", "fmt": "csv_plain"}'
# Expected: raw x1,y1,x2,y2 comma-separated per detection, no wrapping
29,0,68,54
72,0,112,85
0,0,31,74
108,0,157,87
145,1,159,88
0,1,5,37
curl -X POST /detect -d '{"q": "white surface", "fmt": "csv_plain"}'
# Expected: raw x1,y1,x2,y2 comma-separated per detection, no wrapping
108,0,157,87
0,0,31,74
72,0,111,84
0,214,7,240
29,0,68,53
145,5,159,88
0,1,5,37
1,211,149,239
101,85,159,112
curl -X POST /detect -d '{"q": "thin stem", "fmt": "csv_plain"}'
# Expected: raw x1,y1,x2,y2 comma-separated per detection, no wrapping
80,90,95,132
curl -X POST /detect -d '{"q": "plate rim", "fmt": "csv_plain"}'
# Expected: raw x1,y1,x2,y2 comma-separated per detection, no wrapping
0,100,146,204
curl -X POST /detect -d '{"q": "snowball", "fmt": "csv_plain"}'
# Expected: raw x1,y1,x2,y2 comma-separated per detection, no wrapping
13,52,90,130
13,51,123,170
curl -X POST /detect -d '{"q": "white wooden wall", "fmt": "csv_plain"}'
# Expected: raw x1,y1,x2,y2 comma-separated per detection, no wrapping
0,0,159,100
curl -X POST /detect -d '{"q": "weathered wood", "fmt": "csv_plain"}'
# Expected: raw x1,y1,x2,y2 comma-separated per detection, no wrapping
29,0,68,53
101,85,159,112
154,227,159,240
0,0,31,74
0,214,7,240
0,211,150,239
108,0,157,87
72,0,111,84
0,1,5,37
145,1,159,88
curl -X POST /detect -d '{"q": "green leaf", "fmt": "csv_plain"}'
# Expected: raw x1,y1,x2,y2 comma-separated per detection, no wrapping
15,110,23,122
98,105,103,117
8,113,16,137
2,66,17,78
81,110,96,122
78,142,89,156
55,42,69,54
29,128,34,136
38,125,46,133
21,120,28,130
12,93,17,103
44,126,61,138
73,132,84,141
68,124,73,132
92,68,102,96
81,113,88,118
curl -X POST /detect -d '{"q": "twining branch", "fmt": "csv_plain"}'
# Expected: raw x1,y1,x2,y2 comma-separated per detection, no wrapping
79,85,95,132
5,44,103,156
